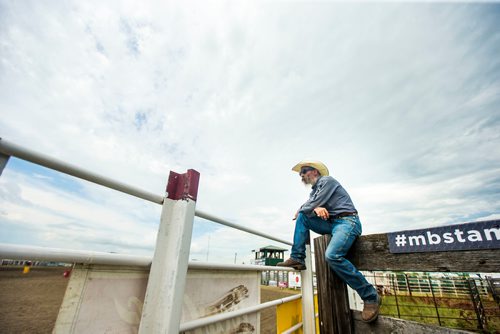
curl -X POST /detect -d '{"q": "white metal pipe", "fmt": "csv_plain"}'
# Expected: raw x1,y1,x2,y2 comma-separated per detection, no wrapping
189,261,298,272
179,294,302,332
0,139,294,246
0,138,164,204
195,209,293,246
281,322,303,334
301,243,316,334
0,243,151,266
0,243,299,272
0,152,9,176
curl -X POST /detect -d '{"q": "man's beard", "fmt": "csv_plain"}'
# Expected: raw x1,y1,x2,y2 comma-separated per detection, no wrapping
302,174,318,186
302,178,312,187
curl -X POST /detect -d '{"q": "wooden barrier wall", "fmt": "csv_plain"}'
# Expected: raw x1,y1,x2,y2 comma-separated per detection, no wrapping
314,233,500,334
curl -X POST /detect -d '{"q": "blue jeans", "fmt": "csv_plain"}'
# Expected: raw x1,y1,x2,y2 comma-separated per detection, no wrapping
291,212,378,302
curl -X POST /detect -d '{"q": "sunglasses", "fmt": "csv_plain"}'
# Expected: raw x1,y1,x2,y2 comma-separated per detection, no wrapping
300,167,316,176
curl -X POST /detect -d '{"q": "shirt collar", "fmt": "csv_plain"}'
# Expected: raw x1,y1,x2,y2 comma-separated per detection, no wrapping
312,176,323,190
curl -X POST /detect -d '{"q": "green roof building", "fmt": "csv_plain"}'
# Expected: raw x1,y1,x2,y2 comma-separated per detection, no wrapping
252,245,288,267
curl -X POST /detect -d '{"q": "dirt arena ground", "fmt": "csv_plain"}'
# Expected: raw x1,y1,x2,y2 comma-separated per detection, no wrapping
0,267,299,334
0,267,69,334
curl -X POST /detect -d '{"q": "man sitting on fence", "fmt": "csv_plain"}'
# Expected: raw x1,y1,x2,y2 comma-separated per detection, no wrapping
277,160,381,323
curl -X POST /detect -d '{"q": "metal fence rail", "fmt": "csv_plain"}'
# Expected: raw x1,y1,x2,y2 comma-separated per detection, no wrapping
0,138,292,247
0,243,298,272
195,210,293,246
180,294,302,332
0,137,311,333
365,271,500,332
0,138,164,204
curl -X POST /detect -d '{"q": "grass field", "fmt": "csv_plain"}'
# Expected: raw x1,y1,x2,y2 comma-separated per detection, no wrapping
380,294,500,333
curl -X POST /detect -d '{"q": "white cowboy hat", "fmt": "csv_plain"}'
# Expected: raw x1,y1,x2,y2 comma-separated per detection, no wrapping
292,160,329,176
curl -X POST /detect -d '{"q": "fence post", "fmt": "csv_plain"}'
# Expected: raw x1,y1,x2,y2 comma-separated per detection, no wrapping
138,169,200,334
301,240,316,334
428,276,442,326
0,152,9,176
314,235,353,334
391,274,401,318
467,278,488,331
404,273,412,297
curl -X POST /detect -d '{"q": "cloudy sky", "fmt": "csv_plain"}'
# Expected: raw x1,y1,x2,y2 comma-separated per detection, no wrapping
1,1,499,265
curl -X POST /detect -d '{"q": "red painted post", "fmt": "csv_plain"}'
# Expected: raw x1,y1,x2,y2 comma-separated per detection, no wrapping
139,169,200,334
166,169,200,201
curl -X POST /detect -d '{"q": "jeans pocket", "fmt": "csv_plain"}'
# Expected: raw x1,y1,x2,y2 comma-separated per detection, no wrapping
347,216,362,235
343,217,361,235
329,220,360,257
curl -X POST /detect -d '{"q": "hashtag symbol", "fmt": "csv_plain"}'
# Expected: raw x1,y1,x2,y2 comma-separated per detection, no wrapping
395,234,407,247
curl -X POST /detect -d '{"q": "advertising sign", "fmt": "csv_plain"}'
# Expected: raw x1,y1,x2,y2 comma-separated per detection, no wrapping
54,265,260,334
387,220,500,254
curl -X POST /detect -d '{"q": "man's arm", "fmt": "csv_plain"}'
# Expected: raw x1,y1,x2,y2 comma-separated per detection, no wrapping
294,207,329,220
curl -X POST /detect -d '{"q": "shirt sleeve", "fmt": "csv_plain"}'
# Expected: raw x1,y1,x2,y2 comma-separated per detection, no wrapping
299,177,338,214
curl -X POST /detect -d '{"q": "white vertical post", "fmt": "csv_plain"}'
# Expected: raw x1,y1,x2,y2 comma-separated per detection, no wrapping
138,169,200,334
0,153,10,176
301,243,316,334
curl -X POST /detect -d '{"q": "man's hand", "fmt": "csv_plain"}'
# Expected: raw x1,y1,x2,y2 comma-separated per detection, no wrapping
314,207,329,220
293,210,299,220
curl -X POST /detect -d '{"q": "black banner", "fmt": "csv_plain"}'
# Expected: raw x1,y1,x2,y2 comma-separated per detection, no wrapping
387,220,500,253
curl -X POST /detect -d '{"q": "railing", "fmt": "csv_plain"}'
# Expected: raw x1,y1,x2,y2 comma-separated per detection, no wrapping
0,137,316,333
359,271,500,331
0,138,293,247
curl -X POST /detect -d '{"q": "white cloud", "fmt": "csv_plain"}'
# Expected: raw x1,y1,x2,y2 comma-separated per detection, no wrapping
1,2,499,263
353,168,500,233
0,168,159,254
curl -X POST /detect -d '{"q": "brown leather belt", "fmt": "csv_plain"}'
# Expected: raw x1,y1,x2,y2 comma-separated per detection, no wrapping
332,212,358,219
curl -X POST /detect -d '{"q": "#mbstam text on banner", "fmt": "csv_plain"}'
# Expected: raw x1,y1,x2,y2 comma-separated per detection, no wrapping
387,220,500,253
